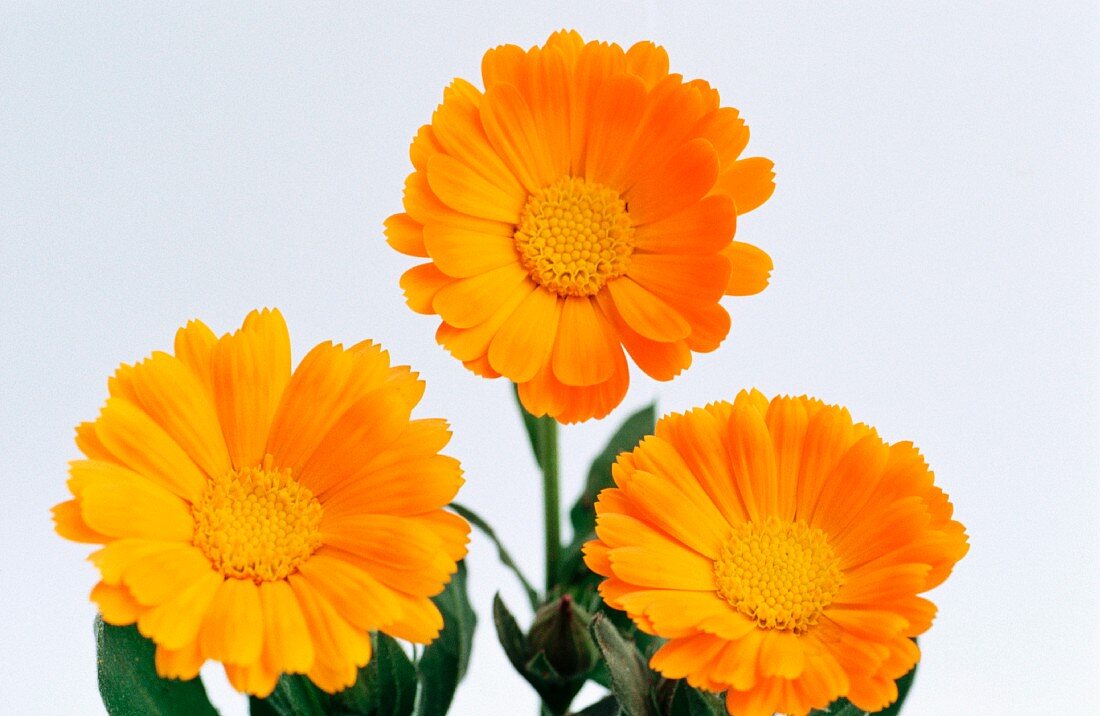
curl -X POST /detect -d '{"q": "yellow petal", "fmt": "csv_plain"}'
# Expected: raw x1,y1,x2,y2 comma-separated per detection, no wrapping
487,287,562,382
212,309,291,470
259,580,314,674
199,578,264,665
92,398,206,502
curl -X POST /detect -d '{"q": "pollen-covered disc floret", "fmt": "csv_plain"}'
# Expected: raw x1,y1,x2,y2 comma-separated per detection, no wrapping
714,517,843,634
192,456,322,582
514,176,635,297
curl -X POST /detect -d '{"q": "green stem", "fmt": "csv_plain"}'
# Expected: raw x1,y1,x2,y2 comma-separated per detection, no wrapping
538,414,561,593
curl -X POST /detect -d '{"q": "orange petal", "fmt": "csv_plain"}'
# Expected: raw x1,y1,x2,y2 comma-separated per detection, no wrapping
296,387,411,496
400,262,453,315
480,83,555,194
625,41,670,89
727,392,779,520
430,84,525,200
173,319,218,395
596,291,690,381
627,138,719,225
606,277,690,342
92,397,206,502
384,213,427,257
583,74,647,188
432,263,529,329
91,582,142,625
722,241,773,295
487,287,562,383
259,580,313,674
297,552,403,631
212,309,291,470
401,170,513,236
426,153,525,223
634,194,735,255
74,460,193,541
138,569,223,651
288,575,371,693
626,253,729,308
52,499,110,543
435,280,534,362
423,224,519,278
199,578,263,666
127,351,231,479
714,157,776,215
382,593,444,645
552,296,620,387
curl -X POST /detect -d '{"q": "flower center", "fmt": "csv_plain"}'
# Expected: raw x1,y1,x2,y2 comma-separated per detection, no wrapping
713,517,844,633
513,176,635,297
192,456,323,582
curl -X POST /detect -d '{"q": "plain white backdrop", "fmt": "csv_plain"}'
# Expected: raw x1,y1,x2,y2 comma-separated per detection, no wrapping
1,1,1097,713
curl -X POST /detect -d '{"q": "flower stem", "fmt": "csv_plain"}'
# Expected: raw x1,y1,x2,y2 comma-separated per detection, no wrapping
537,414,561,593
513,385,563,595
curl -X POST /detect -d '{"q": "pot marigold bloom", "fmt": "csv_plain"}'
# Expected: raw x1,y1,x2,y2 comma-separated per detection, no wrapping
583,391,969,716
52,309,469,696
386,30,775,423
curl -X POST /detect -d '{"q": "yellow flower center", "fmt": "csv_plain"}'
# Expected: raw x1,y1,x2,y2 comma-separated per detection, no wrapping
192,456,323,582
713,517,844,633
514,176,635,297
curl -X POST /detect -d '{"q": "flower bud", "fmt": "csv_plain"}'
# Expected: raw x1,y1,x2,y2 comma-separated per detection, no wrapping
526,594,599,680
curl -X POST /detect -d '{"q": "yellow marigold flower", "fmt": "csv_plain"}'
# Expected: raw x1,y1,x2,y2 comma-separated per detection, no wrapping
387,30,775,423
52,309,469,696
583,390,968,716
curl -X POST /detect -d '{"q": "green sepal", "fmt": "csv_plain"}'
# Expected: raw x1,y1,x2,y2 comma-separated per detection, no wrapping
559,403,656,588
414,560,476,716
590,613,657,716
95,616,218,716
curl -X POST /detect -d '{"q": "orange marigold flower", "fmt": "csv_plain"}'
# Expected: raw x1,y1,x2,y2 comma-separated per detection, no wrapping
583,390,968,716
386,30,775,423
52,309,469,696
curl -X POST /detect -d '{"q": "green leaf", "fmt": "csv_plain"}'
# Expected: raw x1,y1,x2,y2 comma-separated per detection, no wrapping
667,680,724,716
570,403,656,541
263,675,330,716
248,696,280,716
572,695,620,715
492,592,530,671
332,633,418,716
95,616,218,716
590,614,656,716
560,404,656,588
259,634,418,716
415,561,476,715
452,502,539,609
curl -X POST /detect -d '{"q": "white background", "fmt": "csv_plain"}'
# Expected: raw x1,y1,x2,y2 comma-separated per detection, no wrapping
1,1,1097,713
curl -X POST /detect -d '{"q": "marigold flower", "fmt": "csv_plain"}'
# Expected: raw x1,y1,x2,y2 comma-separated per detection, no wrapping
583,390,968,716
387,30,775,423
52,309,469,696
